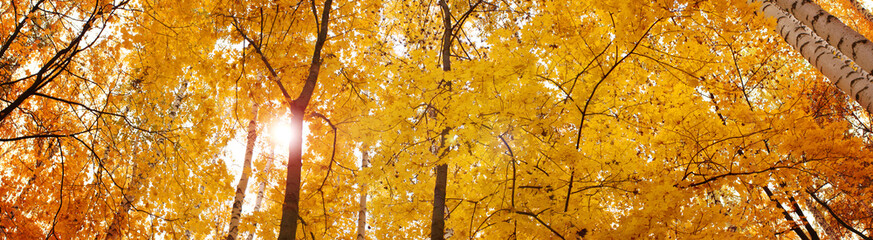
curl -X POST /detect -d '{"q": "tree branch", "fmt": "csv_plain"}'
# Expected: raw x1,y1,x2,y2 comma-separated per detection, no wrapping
807,189,872,240
515,210,565,240
498,134,516,208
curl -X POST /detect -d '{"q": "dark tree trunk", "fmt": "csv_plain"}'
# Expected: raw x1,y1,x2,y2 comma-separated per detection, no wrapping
277,0,333,239
431,1,453,239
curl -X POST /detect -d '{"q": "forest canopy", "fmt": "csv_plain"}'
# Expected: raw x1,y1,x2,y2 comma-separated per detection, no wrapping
4,0,873,239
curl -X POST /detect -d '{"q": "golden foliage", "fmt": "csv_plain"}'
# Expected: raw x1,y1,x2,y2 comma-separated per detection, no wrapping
3,0,873,239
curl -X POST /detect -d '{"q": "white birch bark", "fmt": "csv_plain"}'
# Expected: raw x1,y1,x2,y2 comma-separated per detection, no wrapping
105,80,189,240
758,1,873,114
772,0,873,74
803,196,839,238
226,104,259,240
244,147,274,240
356,147,370,240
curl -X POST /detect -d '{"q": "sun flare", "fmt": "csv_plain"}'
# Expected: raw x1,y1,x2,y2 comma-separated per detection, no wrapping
268,116,309,153
271,120,294,146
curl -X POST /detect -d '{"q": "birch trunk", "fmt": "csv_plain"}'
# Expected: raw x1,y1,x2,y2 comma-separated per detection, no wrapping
758,0,873,114
226,104,260,240
772,0,873,74
104,164,145,240
848,0,873,24
245,148,274,240
105,80,189,240
356,147,370,240
803,196,839,238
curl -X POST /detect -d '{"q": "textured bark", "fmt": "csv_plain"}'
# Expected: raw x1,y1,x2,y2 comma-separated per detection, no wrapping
758,0,873,114
431,1,452,239
803,196,839,238
245,149,274,240
848,0,873,24
277,0,332,239
431,164,448,240
356,147,370,240
772,0,873,74
226,105,260,240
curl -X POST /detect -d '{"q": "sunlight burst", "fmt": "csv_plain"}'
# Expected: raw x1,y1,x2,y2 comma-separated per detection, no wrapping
271,120,294,146
268,116,309,154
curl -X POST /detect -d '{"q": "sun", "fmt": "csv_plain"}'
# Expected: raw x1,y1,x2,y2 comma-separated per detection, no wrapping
271,120,294,145
268,116,310,153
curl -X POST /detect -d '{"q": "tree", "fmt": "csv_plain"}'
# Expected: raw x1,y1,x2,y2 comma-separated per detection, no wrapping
760,0,873,114
9,0,873,239
226,104,259,240
223,0,336,238
357,145,370,240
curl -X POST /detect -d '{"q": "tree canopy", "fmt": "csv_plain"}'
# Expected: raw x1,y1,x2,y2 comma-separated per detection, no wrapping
4,0,873,239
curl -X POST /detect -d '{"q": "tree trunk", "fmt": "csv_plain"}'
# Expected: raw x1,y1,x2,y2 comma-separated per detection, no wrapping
786,195,820,240
848,0,873,24
104,164,145,240
105,80,189,240
763,186,810,240
226,104,260,240
431,1,452,239
758,0,873,114
356,146,370,240
278,108,305,240
772,0,873,74
803,196,839,238
277,1,332,239
245,148,274,240
431,164,448,240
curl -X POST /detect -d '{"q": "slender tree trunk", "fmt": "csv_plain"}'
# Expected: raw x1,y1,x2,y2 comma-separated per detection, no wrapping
771,0,873,74
104,164,144,240
279,108,304,240
245,148,274,240
757,0,873,114
356,146,370,240
763,186,810,240
277,1,332,239
431,1,452,239
803,196,839,238
226,104,260,240
786,195,820,240
105,80,189,240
